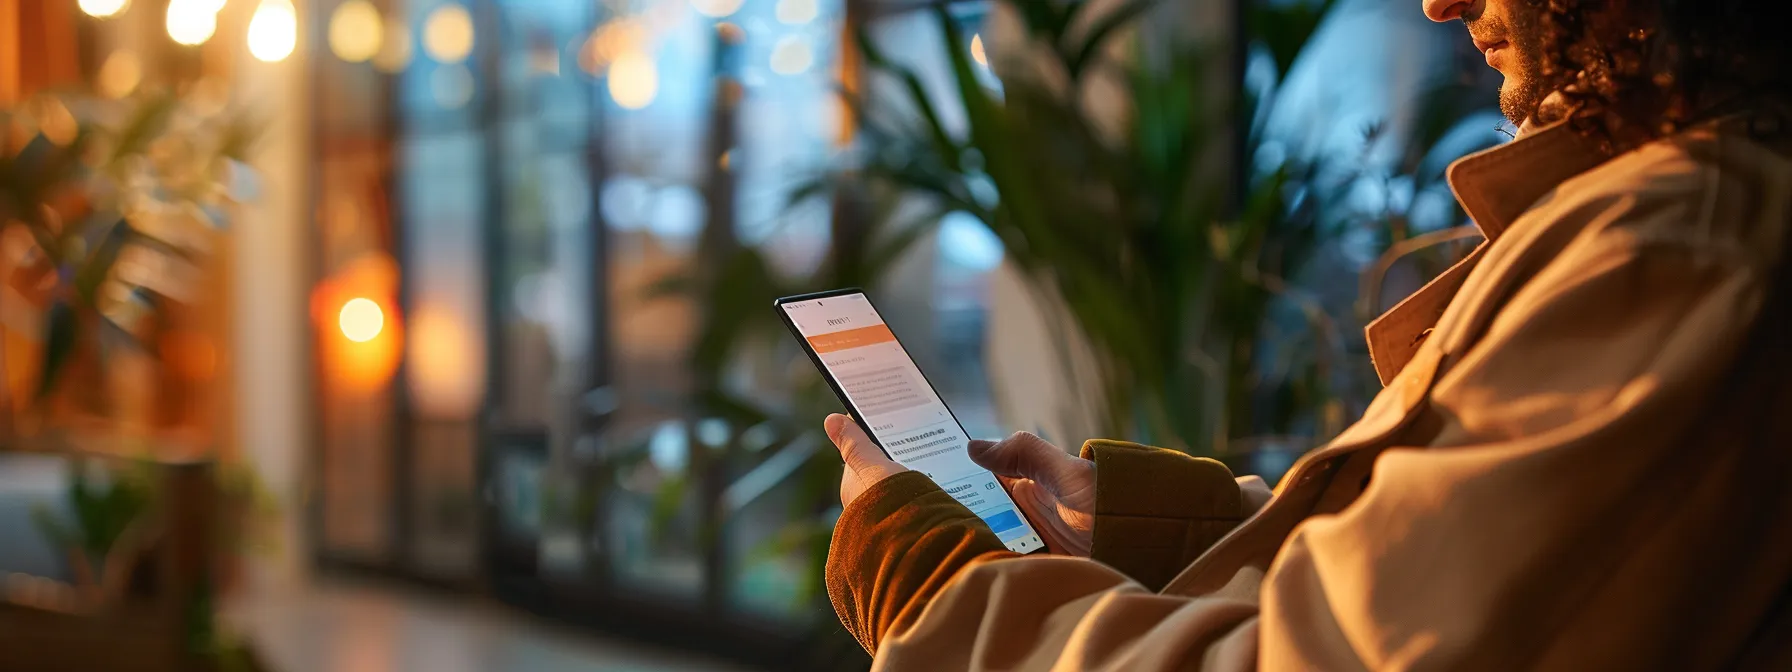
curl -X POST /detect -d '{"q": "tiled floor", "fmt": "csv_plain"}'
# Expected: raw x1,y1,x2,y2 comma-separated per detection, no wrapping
228,577,751,672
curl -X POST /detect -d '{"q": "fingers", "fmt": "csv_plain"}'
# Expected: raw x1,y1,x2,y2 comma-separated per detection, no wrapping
1007,478,1090,556
968,431,1068,483
826,414,900,476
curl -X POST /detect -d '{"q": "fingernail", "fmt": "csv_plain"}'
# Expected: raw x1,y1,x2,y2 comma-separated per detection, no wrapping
824,414,849,439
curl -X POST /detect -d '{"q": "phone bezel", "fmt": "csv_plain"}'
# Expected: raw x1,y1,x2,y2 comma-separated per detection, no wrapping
774,288,1046,555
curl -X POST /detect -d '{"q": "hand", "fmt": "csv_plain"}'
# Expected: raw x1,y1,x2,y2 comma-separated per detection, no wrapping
968,432,1095,556
825,414,908,507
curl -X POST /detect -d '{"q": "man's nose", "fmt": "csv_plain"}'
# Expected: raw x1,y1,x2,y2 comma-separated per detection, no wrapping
1423,0,1474,22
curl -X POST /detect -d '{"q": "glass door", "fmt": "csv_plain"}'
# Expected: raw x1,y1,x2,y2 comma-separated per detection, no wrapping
479,0,605,580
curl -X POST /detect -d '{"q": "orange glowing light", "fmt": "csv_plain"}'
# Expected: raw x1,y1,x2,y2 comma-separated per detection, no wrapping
312,253,404,392
339,297,384,342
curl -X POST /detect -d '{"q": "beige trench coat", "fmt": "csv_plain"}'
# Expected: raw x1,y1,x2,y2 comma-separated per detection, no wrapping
824,105,1792,670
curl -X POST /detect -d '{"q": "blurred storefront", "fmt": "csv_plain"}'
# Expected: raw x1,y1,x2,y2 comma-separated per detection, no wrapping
0,0,1009,669
303,0,1005,668
3,0,1502,669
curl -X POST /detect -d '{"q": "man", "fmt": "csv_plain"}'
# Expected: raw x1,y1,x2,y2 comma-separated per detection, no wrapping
822,0,1792,669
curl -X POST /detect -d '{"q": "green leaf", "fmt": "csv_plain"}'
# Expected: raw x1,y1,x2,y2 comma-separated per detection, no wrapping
1066,0,1161,78
30,503,79,550
1249,0,1339,79
106,93,178,166
852,23,895,70
864,209,945,280
856,27,965,173
932,6,1057,267
647,474,688,545
74,219,131,307
215,111,265,163
640,270,695,301
36,301,78,401
690,247,784,380
35,459,157,559
1012,2,1072,45
783,175,834,210
2,132,90,259
694,389,776,429
898,70,964,172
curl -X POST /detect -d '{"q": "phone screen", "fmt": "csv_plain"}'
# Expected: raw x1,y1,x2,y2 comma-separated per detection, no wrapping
780,292,1045,554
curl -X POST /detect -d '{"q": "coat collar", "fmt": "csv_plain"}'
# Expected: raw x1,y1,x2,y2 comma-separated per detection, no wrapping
1445,94,1791,240
1444,118,1608,241
1368,97,1790,386
1363,114,1607,386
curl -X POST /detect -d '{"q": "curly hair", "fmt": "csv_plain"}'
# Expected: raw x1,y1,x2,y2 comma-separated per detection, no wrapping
1525,0,1792,153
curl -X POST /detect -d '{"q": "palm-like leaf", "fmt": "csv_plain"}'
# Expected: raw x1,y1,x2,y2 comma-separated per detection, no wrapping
835,0,1363,453
0,90,258,411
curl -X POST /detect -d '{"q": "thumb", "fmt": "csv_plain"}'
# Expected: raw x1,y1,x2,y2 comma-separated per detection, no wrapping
968,432,1070,487
825,414,900,476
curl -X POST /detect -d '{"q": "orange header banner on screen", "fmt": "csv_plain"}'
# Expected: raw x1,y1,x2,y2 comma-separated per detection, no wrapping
807,324,897,354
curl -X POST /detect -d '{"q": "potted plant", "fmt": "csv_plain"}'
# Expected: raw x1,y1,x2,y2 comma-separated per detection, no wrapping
1,87,272,671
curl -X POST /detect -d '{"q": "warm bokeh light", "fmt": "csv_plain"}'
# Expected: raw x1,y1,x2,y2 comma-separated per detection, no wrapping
313,254,403,392
98,50,142,98
608,51,658,109
423,4,475,63
339,298,385,343
78,0,130,19
247,0,298,62
775,0,817,25
188,76,231,116
329,0,383,63
166,0,219,46
578,18,646,75
373,23,413,72
406,303,485,419
431,64,475,109
689,0,744,18
970,33,988,68
769,36,813,75
32,98,78,146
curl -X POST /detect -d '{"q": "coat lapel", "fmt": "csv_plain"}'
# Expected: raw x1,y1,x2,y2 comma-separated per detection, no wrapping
1364,120,1607,385
1165,119,1610,597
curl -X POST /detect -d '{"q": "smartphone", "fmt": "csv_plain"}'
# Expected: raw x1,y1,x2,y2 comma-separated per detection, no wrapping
776,288,1045,554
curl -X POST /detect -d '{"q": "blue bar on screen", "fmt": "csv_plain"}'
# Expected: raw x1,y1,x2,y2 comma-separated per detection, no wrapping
981,509,1023,534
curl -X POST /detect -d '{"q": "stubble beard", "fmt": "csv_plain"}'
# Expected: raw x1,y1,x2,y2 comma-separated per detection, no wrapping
1499,5,1549,126
1499,71,1544,126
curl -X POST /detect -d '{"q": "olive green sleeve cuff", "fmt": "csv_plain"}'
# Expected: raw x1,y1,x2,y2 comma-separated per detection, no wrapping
1080,439,1245,591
